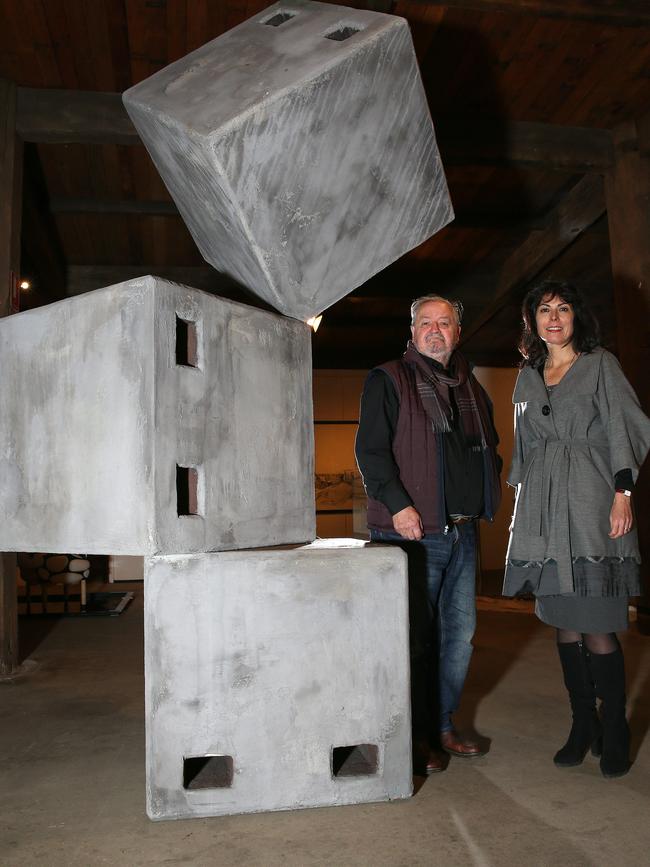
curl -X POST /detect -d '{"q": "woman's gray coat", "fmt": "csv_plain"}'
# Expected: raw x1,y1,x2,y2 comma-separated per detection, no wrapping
504,348,650,596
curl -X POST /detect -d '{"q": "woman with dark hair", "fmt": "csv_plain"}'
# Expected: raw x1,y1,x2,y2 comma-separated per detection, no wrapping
504,279,650,778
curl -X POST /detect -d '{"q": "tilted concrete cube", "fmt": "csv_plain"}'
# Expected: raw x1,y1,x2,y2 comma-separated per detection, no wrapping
145,541,412,820
0,277,315,554
123,0,453,321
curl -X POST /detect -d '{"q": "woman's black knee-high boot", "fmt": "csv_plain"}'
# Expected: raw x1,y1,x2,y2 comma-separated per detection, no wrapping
589,646,631,779
554,641,602,768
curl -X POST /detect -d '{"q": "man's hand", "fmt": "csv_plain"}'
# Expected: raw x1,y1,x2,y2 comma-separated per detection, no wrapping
609,492,633,539
393,506,424,541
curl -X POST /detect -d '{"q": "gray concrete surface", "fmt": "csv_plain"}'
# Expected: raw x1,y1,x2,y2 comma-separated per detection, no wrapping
123,0,453,321
145,541,411,820
2,593,650,865
0,277,315,555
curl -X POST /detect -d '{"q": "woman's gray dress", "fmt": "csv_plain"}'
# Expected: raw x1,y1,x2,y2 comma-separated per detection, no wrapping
503,348,650,632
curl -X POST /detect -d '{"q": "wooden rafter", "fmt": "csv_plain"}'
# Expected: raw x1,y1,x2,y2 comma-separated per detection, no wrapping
16,88,138,146
636,113,650,158
363,1,397,11
50,197,178,216
49,196,572,234
414,0,650,27
459,173,606,346
16,87,614,172
438,118,613,173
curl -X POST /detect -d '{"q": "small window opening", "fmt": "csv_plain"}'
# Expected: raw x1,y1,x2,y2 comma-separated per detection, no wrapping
332,743,379,777
175,316,198,368
176,465,199,516
325,25,361,42
183,755,233,789
263,11,296,27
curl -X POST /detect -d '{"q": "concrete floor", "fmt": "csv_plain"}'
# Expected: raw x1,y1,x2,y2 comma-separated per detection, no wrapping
2,587,650,867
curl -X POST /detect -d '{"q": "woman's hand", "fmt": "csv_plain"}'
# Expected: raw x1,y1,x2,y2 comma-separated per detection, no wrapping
609,492,633,539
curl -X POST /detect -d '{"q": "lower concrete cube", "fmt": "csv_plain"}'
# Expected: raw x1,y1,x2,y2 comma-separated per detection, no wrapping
144,540,412,820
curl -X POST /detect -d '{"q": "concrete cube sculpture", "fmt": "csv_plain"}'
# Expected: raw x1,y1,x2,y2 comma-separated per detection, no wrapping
145,541,412,820
0,277,315,555
123,0,453,321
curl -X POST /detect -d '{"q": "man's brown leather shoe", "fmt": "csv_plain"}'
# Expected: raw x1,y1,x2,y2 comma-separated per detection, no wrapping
425,748,447,774
414,739,448,774
439,729,487,758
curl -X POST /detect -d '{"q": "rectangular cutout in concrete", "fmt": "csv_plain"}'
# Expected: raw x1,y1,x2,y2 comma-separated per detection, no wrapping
176,465,199,516
175,315,198,368
183,755,233,789
325,25,362,42
332,743,379,778
263,11,296,27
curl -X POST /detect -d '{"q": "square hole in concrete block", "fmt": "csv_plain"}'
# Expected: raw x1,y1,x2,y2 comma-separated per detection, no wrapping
263,11,296,27
325,25,362,42
332,743,379,777
176,465,199,516
175,315,198,368
183,755,233,789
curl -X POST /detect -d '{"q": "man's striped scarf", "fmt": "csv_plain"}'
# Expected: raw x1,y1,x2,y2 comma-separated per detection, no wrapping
404,341,493,448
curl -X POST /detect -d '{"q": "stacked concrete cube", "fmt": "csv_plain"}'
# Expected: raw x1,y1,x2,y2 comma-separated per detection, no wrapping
3,0,454,820
145,542,411,820
123,0,453,320
0,277,315,554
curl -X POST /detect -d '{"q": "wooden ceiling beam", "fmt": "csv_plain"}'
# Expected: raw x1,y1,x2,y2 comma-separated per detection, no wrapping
51,197,177,215
51,196,558,232
363,1,396,11
459,173,606,346
348,268,494,300
66,264,224,295
16,88,139,145
64,264,264,307
0,79,22,317
16,88,613,171
451,212,548,231
417,1,650,27
636,112,650,158
437,118,613,173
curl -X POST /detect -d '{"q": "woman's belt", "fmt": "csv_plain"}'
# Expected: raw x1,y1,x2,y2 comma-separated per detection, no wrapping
524,437,608,594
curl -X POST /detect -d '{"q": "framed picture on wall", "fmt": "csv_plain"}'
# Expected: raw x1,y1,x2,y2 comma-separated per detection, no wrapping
315,469,358,511
314,424,361,511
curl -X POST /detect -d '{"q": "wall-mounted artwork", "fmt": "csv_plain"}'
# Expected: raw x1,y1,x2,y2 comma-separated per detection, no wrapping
315,469,360,511
314,423,359,512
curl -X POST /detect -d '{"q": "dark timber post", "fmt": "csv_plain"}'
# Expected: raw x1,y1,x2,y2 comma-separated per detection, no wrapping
605,118,650,609
0,78,23,676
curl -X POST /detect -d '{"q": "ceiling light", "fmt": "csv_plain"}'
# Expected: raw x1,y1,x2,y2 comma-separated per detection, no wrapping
19,279,31,291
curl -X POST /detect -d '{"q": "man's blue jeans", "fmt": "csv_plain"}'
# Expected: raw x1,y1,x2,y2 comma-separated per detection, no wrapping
371,522,477,735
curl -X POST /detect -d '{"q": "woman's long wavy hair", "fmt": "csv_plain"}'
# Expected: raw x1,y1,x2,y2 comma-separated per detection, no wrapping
519,280,601,368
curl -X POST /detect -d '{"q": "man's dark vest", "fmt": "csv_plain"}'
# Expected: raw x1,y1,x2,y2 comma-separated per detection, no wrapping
366,359,447,534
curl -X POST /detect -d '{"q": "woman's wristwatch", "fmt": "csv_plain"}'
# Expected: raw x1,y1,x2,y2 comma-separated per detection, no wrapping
615,488,632,497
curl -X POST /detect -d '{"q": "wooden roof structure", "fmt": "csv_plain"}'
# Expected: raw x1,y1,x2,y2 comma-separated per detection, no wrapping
1,0,650,368
2,0,650,672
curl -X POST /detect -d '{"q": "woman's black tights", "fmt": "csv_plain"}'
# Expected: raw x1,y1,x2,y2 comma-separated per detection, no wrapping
557,629,618,654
